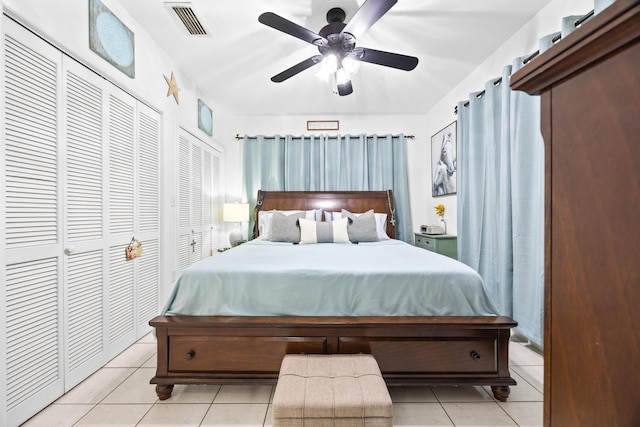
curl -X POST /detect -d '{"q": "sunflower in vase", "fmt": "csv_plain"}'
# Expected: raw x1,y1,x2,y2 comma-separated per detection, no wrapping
434,204,446,233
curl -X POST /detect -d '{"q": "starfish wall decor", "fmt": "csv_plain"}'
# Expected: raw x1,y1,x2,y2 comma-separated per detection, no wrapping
164,71,180,104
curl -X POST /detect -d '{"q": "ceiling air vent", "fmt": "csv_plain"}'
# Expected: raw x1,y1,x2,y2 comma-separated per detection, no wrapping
166,3,208,36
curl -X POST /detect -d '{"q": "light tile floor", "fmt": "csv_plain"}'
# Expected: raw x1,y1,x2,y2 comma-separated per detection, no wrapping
21,334,544,427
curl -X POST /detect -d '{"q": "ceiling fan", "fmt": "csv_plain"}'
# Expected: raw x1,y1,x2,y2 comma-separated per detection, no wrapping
258,0,419,96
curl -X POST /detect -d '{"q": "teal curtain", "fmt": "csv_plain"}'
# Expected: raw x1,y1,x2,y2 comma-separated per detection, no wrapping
455,5,599,346
243,134,412,242
457,58,544,346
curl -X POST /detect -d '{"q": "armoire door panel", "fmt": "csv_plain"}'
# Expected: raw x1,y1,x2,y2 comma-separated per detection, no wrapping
548,41,640,427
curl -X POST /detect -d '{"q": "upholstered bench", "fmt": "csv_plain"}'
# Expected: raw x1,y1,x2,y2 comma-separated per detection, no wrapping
272,354,393,427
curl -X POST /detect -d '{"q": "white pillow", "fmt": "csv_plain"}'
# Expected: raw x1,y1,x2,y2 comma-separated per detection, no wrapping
258,209,321,240
298,217,350,244
324,211,390,240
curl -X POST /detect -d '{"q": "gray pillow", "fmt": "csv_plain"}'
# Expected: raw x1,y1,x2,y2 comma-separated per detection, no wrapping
341,209,379,242
298,217,350,244
269,211,306,243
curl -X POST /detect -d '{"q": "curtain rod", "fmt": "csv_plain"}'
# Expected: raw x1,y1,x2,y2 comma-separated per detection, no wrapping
454,8,594,116
523,9,594,65
453,77,503,115
235,133,414,140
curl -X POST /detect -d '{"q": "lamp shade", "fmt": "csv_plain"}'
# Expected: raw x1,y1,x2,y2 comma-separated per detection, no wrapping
223,203,249,222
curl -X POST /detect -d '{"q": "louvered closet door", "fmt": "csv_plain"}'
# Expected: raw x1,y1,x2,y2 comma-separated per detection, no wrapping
177,128,222,273
205,144,222,255
2,17,161,427
106,86,138,357
61,60,160,388
105,88,160,357
1,18,65,427
136,104,160,334
61,58,107,389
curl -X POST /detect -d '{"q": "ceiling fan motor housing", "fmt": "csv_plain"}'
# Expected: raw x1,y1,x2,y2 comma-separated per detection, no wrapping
318,8,354,59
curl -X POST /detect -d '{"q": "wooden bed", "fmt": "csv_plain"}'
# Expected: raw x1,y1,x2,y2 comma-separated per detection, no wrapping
150,190,517,401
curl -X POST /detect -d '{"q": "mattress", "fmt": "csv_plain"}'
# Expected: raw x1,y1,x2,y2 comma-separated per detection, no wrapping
161,239,499,317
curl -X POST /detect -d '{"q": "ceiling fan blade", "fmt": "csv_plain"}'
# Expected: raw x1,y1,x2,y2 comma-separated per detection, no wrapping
271,55,323,83
337,80,353,96
354,47,418,71
259,12,328,47
342,0,397,39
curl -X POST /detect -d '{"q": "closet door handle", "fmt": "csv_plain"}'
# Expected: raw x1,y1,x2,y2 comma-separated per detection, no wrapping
64,246,76,255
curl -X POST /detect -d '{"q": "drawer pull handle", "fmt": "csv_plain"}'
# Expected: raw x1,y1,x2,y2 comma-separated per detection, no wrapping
185,350,195,361
470,351,481,361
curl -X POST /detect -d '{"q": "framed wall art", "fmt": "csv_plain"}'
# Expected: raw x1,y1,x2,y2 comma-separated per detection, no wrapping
307,120,339,131
89,0,135,78
198,99,213,136
431,121,457,197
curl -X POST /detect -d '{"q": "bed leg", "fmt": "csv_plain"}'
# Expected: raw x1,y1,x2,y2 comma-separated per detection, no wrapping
491,385,510,402
156,384,174,400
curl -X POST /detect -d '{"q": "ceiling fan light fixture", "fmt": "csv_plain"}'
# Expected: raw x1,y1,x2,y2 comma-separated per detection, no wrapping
335,67,351,85
341,56,360,75
318,54,338,78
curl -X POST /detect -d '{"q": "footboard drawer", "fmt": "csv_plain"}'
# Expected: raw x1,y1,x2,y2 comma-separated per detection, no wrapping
339,337,497,374
169,336,327,372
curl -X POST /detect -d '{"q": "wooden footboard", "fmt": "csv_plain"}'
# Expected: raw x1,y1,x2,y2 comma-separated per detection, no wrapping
150,315,517,401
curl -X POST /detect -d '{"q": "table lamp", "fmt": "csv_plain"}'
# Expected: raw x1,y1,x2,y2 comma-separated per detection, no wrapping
223,202,249,247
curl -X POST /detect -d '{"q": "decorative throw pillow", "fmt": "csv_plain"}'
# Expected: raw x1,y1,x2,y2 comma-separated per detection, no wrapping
269,211,306,243
342,209,379,242
298,217,350,244
259,209,320,240
327,211,390,240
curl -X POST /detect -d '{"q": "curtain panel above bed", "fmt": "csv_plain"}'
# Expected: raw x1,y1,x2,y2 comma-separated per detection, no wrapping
242,134,412,242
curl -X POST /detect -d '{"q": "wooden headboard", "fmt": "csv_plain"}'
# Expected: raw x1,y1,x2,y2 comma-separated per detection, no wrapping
252,190,396,239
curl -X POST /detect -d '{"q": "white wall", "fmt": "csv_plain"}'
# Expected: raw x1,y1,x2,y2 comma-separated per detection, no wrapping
221,0,594,239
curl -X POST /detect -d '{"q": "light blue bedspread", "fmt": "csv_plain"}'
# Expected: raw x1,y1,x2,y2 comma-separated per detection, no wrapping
162,239,499,317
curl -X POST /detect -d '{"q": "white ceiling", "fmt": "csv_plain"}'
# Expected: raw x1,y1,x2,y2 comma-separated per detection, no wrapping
118,0,554,116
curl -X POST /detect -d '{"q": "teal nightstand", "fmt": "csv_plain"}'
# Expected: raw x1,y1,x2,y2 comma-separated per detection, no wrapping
414,233,457,259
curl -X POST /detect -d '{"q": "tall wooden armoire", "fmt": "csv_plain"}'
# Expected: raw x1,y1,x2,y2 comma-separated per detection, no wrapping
511,0,639,425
